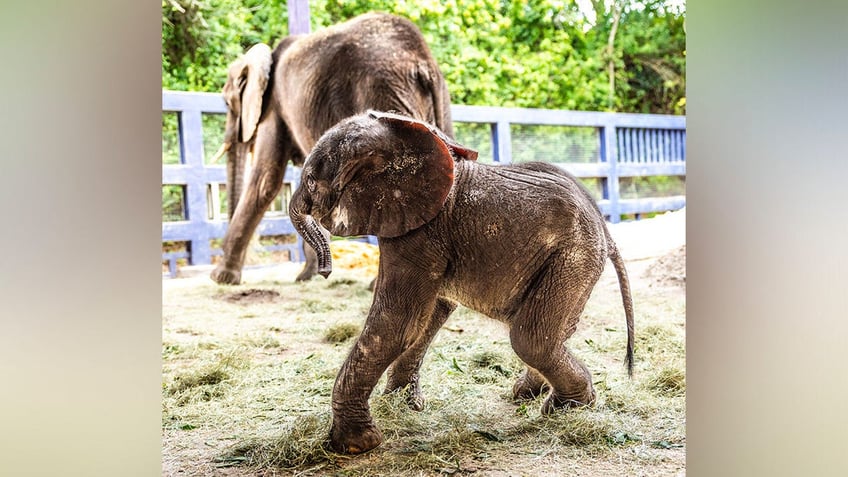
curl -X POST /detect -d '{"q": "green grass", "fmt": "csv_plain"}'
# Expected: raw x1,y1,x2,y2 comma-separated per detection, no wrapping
324,322,361,343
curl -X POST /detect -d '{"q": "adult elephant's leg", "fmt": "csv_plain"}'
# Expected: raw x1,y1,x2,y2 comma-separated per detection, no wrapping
509,251,603,413
384,297,456,410
211,118,289,285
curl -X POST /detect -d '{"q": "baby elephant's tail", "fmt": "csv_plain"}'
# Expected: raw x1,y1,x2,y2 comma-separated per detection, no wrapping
608,241,635,377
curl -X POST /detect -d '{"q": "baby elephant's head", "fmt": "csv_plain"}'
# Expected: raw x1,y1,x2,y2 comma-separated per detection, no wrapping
288,111,477,277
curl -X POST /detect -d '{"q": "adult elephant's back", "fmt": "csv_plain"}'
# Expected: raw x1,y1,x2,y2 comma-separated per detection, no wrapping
275,12,454,155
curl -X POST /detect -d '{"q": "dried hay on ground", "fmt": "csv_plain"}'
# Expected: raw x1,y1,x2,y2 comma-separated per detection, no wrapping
162,210,686,476
331,240,380,277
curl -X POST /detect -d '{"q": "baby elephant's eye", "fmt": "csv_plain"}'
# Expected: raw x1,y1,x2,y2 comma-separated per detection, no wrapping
306,175,317,192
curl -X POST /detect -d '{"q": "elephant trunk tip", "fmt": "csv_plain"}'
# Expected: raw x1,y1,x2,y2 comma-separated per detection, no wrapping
318,267,332,278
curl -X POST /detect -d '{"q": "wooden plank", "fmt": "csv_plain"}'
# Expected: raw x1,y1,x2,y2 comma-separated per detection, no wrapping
162,221,208,242
163,91,227,113
650,130,658,162
601,124,621,223
618,196,686,214
203,166,227,183
162,166,188,185
672,131,680,161
162,165,225,187
288,0,311,35
256,217,298,236
284,164,302,185
650,129,658,162
209,182,222,221
550,162,611,178
163,217,297,242
450,104,685,129
618,128,626,163
617,162,686,177
178,109,211,263
492,121,512,163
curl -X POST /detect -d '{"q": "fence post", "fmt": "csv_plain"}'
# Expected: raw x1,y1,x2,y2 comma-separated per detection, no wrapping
288,0,311,34
491,121,512,163
600,123,621,223
179,109,212,264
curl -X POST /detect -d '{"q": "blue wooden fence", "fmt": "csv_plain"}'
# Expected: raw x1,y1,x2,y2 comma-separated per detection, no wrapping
162,90,685,275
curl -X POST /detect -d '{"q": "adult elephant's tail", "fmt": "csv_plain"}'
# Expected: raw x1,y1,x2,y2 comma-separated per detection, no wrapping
609,242,635,377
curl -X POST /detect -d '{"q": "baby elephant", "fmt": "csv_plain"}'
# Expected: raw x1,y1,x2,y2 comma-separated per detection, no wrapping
289,111,635,454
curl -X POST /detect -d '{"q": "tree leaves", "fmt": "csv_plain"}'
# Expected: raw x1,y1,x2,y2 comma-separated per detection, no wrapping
162,0,685,114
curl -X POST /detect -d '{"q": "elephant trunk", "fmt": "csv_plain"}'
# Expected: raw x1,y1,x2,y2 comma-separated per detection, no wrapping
226,141,250,220
289,187,333,278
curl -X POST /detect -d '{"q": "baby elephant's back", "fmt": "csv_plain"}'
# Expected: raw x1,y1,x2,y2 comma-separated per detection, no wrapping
454,161,606,241
443,161,609,320
442,161,610,316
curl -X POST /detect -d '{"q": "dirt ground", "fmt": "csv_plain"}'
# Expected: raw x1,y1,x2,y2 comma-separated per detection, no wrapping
162,208,685,476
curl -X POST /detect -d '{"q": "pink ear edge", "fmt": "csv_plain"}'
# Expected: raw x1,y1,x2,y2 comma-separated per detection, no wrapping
448,142,478,161
430,126,478,161
368,110,479,161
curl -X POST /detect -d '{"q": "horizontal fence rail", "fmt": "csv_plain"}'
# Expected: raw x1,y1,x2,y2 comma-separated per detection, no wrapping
162,90,685,276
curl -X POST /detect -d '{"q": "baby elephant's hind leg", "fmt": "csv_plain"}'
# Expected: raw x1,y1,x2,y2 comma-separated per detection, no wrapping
509,253,602,413
513,367,549,401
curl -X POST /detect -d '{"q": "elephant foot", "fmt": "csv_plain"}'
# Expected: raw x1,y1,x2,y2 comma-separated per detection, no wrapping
329,419,383,454
295,265,316,282
540,387,596,415
211,265,242,285
384,382,425,411
512,369,549,401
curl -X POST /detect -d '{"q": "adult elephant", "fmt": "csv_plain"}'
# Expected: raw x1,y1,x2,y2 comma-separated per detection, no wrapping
210,12,453,285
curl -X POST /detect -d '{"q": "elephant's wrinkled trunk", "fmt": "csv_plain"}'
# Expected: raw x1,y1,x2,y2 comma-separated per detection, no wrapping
289,188,333,278
226,141,250,220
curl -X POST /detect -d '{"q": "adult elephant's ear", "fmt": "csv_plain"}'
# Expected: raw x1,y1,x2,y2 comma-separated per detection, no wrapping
222,43,272,143
328,113,477,238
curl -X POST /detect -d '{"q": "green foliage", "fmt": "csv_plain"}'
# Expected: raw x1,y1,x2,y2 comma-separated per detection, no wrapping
162,112,180,164
162,0,289,92
162,185,186,221
201,113,227,163
162,0,685,114
619,175,686,199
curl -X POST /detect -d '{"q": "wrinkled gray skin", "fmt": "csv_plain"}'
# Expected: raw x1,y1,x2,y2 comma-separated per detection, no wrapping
210,12,453,285
289,111,635,454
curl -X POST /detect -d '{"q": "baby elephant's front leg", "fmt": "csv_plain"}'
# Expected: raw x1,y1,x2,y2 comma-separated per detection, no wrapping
329,332,394,454
329,268,441,454
329,302,437,454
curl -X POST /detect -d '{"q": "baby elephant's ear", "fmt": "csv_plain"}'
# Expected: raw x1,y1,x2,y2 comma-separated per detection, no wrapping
331,113,468,238
369,111,479,161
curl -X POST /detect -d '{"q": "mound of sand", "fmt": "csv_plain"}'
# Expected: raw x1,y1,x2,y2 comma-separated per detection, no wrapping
607,208,686,262
644,245,686,287
607,208,686,288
